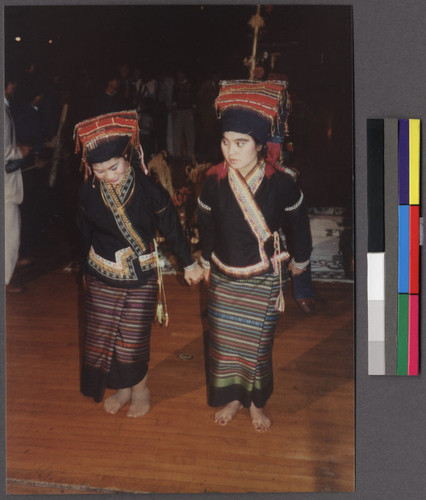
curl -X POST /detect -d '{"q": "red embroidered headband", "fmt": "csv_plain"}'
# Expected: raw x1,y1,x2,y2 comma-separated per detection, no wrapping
215,80,287,130
74,110,144,181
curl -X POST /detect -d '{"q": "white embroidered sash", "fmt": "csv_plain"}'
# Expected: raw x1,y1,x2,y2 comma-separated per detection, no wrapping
228,162,272,245
100,167,148,255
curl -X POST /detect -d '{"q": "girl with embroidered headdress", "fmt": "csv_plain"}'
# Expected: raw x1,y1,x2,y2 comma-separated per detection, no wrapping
197,81,312,431
74,110,203,417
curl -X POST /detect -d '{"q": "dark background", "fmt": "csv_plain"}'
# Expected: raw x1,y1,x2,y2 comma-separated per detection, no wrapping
4,5,352,88
4,4,353,208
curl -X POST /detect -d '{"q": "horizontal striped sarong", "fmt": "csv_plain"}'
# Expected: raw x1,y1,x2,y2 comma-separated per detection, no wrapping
81,274,157,402
207,267,281,408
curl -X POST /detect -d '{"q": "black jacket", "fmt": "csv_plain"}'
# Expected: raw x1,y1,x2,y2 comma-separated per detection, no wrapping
78,166,192,288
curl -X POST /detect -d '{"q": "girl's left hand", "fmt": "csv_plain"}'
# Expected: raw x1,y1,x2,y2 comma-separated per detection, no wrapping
202,267,211,284
184,263,204,285
288,261,307,277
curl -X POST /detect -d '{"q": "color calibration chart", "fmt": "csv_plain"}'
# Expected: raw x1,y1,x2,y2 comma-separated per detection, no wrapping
367,118,422,375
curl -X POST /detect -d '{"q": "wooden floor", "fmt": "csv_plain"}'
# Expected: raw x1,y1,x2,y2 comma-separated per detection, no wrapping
6,262,354,494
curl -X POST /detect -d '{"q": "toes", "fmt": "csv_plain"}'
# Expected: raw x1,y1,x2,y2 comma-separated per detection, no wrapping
104,399,121,414
252,418,271,432
105,404,120,414
249,407,271,431
103,389,131,414
127,403,150,418
126,388,150,418
214,402,242,425
254,422,270,432
214,413,227,425
215,416,228,425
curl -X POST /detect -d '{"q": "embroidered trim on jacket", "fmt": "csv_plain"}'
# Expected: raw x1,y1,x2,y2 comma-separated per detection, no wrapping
88,246,138,281
228,165,271,243
245,160,265,195
88,246,156,281
211,250,289,278
285,191,304,212
138,251,157,271
198,198,212,212
290,257,310,270
101,178,147,255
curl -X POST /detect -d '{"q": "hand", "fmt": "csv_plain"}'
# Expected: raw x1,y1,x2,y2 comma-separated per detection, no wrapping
202,267,211,284
184,262,204,285
288,261,307,277
19,145,31,158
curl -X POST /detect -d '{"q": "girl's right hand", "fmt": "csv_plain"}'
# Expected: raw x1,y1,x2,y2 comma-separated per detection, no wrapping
203,268,211,284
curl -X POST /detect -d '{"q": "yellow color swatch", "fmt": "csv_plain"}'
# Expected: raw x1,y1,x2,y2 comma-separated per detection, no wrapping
409,119,420,205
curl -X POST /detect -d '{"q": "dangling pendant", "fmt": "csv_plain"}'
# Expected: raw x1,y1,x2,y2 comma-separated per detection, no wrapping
156,300,165,325
274,290,285,312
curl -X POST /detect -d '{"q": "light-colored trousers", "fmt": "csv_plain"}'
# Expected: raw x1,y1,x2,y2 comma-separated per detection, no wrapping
4,170,23,285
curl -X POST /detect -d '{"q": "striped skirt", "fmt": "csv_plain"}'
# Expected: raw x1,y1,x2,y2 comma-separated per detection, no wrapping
81,274,157,402
207,267,281,409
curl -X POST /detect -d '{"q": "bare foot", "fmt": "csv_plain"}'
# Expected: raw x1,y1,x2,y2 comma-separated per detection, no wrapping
104,388,131,414
214,400,242,425
127,376,150,418
250,403,272,432
249,402,271,432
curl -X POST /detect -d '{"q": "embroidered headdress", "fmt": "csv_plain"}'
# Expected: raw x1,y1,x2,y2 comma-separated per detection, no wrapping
74,110,147,181
215,80,287,145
